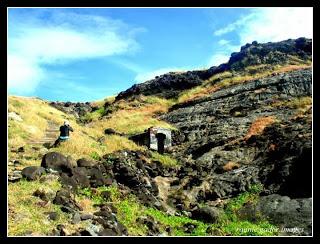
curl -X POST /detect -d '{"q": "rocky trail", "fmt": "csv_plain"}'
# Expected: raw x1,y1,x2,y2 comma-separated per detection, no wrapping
8,121,59,183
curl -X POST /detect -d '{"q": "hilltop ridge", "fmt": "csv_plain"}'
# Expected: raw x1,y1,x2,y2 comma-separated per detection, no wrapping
115,37,311,101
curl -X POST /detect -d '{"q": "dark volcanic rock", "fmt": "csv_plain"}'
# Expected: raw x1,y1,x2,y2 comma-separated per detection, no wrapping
104,128,117,135
41,152,74,173
47,212,59,221
21,166,45,181
77,158,96,167
53,187,82,212
191,206,222,223
103,150,163,208
50,101,93,119
137,216,160,235
116,71,203,100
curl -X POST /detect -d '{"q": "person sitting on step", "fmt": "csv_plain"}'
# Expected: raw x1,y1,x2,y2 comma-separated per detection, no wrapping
54,120,74,147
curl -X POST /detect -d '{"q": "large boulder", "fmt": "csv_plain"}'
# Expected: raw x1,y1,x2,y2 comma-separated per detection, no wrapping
191,206,222,223
239,194,312,236
53,187,82,213
41,152,74,173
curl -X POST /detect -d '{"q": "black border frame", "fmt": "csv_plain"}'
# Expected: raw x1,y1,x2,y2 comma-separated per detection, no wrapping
1,0,319,242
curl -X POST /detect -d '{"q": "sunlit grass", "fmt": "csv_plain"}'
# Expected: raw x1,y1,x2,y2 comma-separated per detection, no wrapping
89,95,176,136
150,152,180,168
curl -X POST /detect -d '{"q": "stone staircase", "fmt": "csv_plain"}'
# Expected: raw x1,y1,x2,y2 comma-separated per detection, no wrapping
28,120,60,146
8,121,60,182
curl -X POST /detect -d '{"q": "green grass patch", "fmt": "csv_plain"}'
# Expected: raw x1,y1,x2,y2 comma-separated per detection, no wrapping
145,208,210,236
151,152,180,168
75,184,278,236
8,178,70,236
214,183,278,236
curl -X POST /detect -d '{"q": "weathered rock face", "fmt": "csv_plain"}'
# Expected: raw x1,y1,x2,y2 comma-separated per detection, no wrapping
49,101,93,118
161,68,312,203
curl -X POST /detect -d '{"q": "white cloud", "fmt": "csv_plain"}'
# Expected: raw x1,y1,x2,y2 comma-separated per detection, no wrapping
8,55,44,94
209,8,312,68
214,13,256,36
208,39,240,67
207,53,230,66
8,11,143,94
214,8,313,44
239,8,313,44
218,39,230,46
134,67,188,83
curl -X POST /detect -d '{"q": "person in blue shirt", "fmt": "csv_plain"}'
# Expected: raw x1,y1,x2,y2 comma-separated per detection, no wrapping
53,120,74,147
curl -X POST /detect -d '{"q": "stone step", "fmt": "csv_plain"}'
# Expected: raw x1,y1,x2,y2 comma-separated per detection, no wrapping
28,142,53,145
29,140,55,143
45,133,58,137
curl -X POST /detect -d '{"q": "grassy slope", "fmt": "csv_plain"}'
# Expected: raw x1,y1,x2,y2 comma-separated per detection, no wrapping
8,60,311,236
7,95,179,235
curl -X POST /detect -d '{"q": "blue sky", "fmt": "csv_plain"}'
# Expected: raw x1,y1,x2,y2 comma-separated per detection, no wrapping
8,8,312,102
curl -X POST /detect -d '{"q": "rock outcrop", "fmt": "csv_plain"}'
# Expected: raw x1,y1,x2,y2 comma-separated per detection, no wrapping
116,71,204,100
210,37,311,73
49,101,93,118
114,38,311,101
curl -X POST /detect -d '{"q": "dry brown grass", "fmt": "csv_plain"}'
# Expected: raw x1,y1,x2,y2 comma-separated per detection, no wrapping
222,161,240,171
8,94,174,163
8,96,74,148
76,197,97,213
90,96,116,109
272,96,312,109
244,116,276,140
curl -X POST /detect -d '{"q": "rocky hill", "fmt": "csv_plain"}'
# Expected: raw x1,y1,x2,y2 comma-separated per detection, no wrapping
8,38,312,236
115,37,311,100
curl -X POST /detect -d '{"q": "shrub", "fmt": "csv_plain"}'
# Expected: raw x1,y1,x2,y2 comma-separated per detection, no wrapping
90,151,101,160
